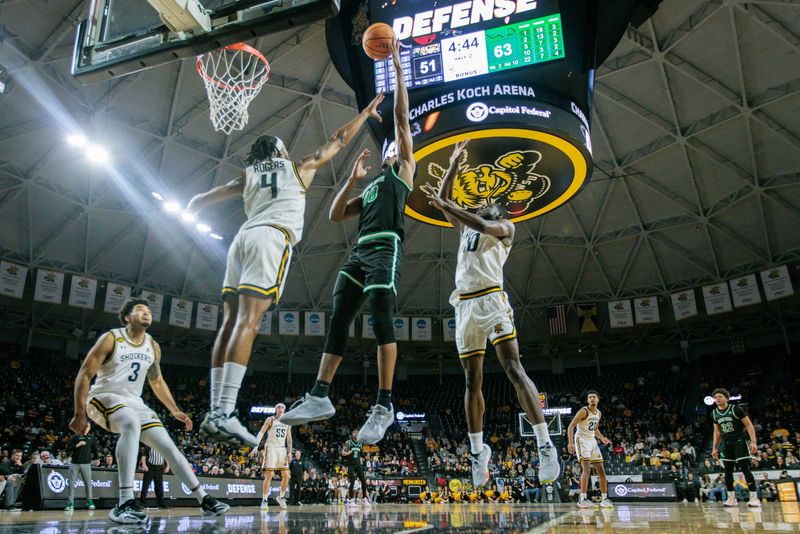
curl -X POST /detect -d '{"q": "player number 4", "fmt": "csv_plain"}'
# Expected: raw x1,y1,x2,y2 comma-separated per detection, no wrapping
261,172,279,199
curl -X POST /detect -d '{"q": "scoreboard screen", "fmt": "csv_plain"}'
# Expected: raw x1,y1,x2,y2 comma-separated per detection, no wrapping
373,4,565,93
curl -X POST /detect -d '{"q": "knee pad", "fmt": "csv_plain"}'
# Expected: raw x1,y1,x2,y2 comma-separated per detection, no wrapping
368,290,395,345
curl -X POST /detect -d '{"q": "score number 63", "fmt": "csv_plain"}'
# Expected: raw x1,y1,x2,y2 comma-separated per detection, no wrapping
494,43,513,58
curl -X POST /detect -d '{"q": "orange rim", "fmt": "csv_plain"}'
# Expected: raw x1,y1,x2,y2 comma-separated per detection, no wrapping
196,42,270,92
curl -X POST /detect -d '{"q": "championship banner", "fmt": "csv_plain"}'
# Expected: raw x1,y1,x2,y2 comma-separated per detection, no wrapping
279,311,299,336
729,274,761,308
702,283,732,315
760,265,794,301
443,317,456,342
0,260,27,299
104,283,131,313
411,317,432,341
304,311,325,337
68,275,98,309
196,303,219,331
139,290,164,322
258,312,272,335
607,300,633,328
393,317,409,341
670,290,698,321
168,298,193,328
633,297,660,324
576,304,598,333
33,269,65,304
363,315,375,339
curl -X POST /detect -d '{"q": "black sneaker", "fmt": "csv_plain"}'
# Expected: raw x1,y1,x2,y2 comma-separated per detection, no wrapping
109,499,149,524
201,495,230,517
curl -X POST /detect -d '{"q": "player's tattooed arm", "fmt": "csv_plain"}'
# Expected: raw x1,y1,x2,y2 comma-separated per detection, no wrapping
148,340,193,431
186,175,244,215
297,93,384,188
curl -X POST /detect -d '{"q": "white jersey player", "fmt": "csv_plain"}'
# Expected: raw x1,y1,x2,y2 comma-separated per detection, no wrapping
422,139,560,489
249,403,292,509
567,390,614,508
186,93,385,447
70,298,229,525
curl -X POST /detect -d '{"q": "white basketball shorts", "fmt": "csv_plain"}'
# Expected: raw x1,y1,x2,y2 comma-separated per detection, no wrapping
223,225,292,303
455,288,517,358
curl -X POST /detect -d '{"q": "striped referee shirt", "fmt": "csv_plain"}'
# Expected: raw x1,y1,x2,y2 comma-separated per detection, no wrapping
145,447,165,466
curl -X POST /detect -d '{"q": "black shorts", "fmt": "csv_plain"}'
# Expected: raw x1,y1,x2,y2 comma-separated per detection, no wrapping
347,463,365,479
719,437,751,463
340,235,403,294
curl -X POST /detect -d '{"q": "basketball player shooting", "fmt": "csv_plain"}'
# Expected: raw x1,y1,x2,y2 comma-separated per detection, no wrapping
567,390,613,508
69,298,230,525
249,403,292,510
281,38,416,445
185,93,385,447
422,140,560,488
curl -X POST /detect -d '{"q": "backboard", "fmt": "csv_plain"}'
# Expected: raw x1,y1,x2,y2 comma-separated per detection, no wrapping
72,0,340,83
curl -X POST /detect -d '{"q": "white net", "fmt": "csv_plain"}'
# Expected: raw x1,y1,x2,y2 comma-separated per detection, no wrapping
197,44,270,135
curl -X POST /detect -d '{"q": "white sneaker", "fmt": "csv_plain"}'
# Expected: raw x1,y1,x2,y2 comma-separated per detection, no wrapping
281,394,336,426
213,410,259,448
682,498,688,503
260,500,269,510
199,409,220,437
747,497,762,508
109,499,149,525
470,444,491,488
276,496,288,509
362,497,372,508
537,441,560,483
600,498,614,508
723,495,738,507
347,499,358,508
357,404,395,445
578,499,595,508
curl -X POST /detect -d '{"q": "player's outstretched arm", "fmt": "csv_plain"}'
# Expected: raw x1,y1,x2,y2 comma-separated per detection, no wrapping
329,148,370,222
389,39,416,189
421,140,470,231
429,197,514,240
147,341,192,431
297,93,384,188
186,175,245,215
70,332,114,434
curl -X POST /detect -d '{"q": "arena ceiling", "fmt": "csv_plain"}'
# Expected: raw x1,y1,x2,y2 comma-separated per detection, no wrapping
0,0,798,363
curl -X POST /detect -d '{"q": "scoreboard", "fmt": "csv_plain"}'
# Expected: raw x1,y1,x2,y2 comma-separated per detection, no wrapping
325,0,623,226
374,12,565,93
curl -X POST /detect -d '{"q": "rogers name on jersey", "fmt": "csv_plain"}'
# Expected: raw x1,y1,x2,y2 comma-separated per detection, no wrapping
392,0,540,39
252,160,286,173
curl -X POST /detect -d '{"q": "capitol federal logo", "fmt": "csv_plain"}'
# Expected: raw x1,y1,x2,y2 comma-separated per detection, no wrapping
47,471,67,493
466,102,489,122
613,484,628,497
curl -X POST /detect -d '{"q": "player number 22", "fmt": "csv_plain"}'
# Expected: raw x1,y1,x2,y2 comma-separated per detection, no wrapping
493,44,513,58
261,172,279,199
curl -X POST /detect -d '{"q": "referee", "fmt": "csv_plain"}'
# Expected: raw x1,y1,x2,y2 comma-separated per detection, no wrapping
139,444,169,508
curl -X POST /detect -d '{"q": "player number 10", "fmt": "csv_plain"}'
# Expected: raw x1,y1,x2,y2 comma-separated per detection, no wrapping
493,43,513,58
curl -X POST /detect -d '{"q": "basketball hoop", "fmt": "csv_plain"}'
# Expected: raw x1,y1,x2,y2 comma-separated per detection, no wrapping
197,43,270,135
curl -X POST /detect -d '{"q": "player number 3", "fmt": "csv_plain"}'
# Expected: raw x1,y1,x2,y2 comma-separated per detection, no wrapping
128,362,141,382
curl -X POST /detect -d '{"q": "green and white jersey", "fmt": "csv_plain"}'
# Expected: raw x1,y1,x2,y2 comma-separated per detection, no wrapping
712,404,747,440
357,163,412,243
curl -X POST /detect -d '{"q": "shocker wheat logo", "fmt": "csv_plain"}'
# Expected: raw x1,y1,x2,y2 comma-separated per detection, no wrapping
427,148,551,215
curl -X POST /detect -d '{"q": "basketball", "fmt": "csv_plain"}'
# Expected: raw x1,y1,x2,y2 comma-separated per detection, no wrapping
362,23,394,61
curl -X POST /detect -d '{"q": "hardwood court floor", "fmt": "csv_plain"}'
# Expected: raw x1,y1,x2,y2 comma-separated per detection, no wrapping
0,502,796,533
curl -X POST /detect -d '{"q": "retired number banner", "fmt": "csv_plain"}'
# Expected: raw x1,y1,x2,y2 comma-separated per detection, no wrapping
68,275,98,309
34,269,65,304
0,260,27,299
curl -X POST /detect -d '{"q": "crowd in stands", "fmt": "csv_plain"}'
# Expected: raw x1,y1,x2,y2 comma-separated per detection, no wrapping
1,341,798,508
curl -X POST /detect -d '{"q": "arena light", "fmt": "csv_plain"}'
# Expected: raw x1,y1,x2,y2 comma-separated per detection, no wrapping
151,191,164,201
210,233,223,240
196,223,211,233
86,145,110,164
66,133,88,147
181,211,197,223
164,201,180,213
